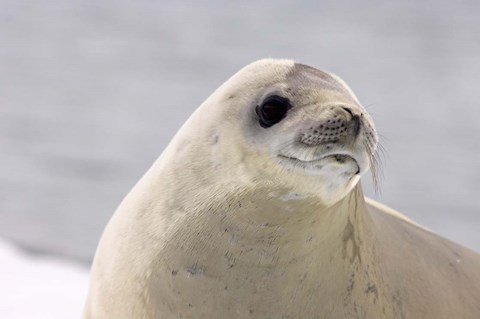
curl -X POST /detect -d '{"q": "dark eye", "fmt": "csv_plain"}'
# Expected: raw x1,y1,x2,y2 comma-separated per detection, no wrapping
255,95,291,128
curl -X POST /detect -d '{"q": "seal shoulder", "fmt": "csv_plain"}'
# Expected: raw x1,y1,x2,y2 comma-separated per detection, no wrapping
365,197,429,231
365,197,480,316
365,196,480,260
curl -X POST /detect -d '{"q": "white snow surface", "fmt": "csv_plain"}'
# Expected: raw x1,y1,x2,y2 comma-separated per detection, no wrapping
0,240,89,319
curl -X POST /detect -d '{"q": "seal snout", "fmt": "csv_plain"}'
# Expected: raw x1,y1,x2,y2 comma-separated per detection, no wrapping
300,106,364,146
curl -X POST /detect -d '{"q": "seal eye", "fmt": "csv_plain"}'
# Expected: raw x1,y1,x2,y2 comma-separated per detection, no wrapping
255,95,291,128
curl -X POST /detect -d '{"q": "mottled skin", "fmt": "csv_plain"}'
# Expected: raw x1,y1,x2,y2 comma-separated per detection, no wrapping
83,59,480,318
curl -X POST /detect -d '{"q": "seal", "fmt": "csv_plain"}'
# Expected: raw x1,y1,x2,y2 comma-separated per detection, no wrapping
83,59,480,319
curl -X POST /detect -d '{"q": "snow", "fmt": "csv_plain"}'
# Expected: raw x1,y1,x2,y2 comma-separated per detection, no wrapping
0,240,89,319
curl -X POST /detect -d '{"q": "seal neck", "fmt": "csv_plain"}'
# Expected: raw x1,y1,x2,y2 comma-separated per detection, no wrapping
158,182,387,316
207,183,386,315
213,183,376,267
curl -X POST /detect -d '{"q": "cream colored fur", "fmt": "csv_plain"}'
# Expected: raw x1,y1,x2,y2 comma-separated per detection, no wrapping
83,59,480,319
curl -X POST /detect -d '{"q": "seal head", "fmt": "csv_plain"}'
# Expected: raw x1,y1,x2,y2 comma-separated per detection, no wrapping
84,59,386,319
204,59,378,207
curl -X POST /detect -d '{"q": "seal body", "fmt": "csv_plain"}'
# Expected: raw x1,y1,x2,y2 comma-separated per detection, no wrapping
83,59,480,319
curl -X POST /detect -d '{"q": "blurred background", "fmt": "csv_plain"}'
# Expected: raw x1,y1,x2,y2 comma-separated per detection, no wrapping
1,0,479,317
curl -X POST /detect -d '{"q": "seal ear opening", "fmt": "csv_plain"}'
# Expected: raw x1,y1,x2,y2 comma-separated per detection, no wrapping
256,95,291,128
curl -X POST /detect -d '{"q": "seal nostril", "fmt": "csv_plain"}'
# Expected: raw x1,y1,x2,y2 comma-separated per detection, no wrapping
342,107,354,117
351,115,362,138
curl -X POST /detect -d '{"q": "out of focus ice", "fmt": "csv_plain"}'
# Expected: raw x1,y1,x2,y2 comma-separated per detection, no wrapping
0,239,88,319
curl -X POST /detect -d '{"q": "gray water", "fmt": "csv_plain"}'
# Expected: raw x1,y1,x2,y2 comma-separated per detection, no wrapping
1,0,479,264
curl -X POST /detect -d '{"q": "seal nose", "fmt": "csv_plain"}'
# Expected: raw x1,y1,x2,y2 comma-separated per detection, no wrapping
299,107,363,146
342,107,362,139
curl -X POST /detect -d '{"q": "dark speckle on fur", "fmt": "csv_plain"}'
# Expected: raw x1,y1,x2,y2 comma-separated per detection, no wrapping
365,283,378,299
186,264,205,276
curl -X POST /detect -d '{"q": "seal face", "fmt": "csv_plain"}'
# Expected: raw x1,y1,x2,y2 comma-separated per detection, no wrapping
229,61,378,206
84,59,480,319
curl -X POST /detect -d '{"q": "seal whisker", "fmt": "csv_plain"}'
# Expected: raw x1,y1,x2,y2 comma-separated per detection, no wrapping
363,138,385,194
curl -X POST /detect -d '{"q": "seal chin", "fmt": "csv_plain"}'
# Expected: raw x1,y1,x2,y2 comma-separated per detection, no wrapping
277,152,361,176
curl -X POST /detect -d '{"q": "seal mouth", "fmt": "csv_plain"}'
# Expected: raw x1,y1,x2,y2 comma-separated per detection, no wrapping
278,153,361,175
